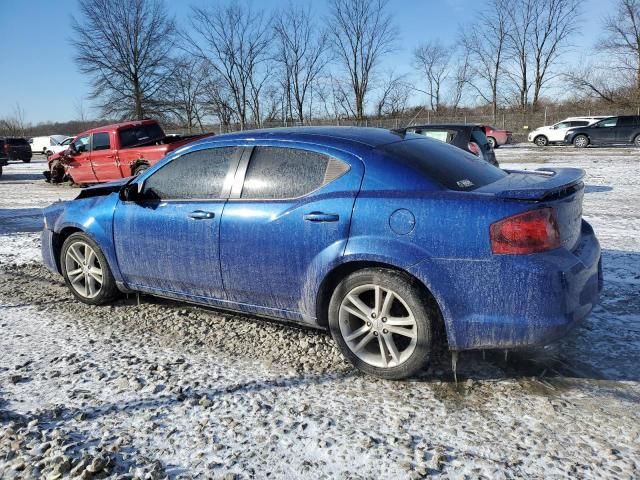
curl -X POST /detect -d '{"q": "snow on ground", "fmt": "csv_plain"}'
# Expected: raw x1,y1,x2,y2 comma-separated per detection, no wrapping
0,151,638,479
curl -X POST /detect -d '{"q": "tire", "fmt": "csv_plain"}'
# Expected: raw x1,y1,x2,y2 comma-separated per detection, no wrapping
22,158,31,163
488,136,497,149
328,268,433,380
633,135,640,147
0,166,3,178
133,164,149,176
534,135,548,147
573,134,589,148
48,159,66,183
46,150,53,158
61,232,119,305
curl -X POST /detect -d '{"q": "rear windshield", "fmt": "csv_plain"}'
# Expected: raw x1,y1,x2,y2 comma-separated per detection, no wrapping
381,138,506,191
7,138,28,146
118,123,164,149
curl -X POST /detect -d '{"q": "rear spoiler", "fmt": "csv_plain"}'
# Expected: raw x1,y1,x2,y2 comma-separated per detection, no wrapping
477,167,585,201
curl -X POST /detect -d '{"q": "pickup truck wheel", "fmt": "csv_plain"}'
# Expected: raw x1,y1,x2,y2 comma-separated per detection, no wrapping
573,134,589,148
328,268,432,380
534,135,548,147
61,233,119,305
133,164,149,176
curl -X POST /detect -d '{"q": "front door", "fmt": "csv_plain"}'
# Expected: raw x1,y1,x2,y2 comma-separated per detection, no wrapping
113,146,240,299
90,131,121,182
65,134,96,183
220,145,363,318
591,117,618,144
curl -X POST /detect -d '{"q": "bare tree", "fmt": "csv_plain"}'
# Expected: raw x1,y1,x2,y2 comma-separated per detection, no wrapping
274,2,329,124
601,0,640,92
506,0,581,111
375,72,410,118
165,56,208,134
460,0,511,122
0,103,27,136
203,74,235,132
413,42,452,112
71,0,177,120
328,0,397,121
186,2,272,130
450,50,471,111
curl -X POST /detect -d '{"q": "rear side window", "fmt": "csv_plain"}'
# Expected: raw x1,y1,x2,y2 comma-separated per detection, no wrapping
617,116,639,126
7,138,28,146
571,121,589,127
241,147,348,199
381,139,506,191
119,123,164,149
142,147,236,200
92,132,111,151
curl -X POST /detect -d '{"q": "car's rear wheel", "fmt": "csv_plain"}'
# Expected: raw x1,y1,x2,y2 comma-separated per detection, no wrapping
61,233,119,305
573,134,589,148
328,268,432,379
534,135,548,147
633,135,640,147
488,136,497,149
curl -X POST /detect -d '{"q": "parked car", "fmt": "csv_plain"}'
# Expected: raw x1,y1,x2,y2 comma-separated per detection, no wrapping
528,117,607,146
44,119,212,184
29,135,69,154
564,115,640,148
1,137,33,162
45,137,74,157
42,127,601,379
401,124,498,166
0,139,8,178
482,125,512,148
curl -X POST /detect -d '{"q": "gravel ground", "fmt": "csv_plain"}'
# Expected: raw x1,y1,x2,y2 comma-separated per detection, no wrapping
0,151,639,479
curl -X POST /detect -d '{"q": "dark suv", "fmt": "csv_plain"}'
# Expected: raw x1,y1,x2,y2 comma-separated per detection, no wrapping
1,137,33,162
564,115,640,147
0,139,8,178
400,124,498,166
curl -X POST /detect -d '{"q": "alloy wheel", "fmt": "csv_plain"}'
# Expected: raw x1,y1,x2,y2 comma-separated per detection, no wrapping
64,241,104,299
338,284,418,368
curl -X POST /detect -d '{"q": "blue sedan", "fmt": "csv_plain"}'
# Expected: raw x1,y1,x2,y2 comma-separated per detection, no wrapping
41,127,602,379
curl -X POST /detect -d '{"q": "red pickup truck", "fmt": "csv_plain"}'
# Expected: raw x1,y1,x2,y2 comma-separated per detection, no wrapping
45,119,211,184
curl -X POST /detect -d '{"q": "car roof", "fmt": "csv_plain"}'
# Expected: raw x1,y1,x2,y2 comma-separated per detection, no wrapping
196,126,407,149
81,119,158,135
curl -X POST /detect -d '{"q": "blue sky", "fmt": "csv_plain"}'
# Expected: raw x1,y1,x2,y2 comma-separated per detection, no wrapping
0,0,608,124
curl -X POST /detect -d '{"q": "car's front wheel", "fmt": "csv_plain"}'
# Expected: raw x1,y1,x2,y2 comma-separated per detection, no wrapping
328,268,432,379
573,134,589,148
534,135,548,147
61,232,119,305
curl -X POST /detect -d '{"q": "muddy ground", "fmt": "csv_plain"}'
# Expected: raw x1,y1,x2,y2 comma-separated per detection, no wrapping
0,148,638,479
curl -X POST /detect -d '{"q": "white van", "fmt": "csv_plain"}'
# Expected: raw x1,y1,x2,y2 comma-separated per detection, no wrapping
528,117,608,146
29,135,69,154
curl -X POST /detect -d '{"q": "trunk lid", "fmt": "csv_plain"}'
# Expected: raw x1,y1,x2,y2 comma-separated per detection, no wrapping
478,168,585,250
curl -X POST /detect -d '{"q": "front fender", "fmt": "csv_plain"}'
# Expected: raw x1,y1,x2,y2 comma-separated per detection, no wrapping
48,194,123,283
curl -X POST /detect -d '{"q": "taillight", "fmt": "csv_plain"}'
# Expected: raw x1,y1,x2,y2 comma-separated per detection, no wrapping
467,141,480,156
490,208,560,254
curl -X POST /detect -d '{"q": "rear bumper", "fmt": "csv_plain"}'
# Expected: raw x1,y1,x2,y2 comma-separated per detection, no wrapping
410,221,601,350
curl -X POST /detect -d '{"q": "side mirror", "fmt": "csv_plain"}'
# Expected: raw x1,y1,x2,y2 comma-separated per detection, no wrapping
119,183,142,202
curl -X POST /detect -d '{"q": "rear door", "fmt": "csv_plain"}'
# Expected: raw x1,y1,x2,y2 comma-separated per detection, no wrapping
615,116,639,143
113,146,240,299
90,132,120,182
220,145,362,317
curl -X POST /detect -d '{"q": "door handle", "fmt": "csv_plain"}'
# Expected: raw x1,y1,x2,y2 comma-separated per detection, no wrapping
303,212,339,222
188,210,215,219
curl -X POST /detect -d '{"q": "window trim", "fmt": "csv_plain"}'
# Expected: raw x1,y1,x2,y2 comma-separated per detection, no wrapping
228,145,351,202
135,146,243,203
